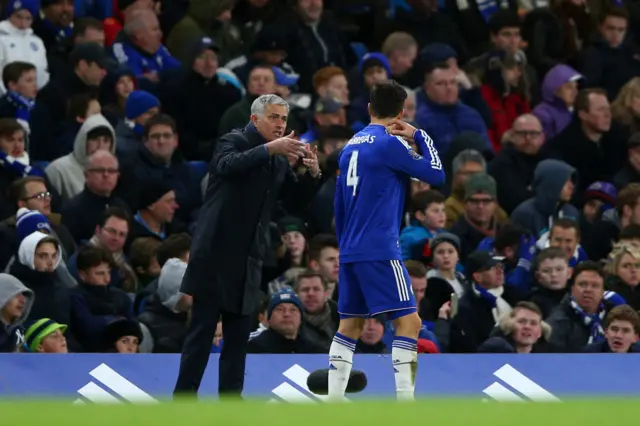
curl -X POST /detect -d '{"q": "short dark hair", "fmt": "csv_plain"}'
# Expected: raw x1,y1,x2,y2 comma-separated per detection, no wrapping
617,183,640,214
550,218,581,241
488,9,521,34
369,80,407,119
620,224,640,241
2,61,35,89
493,223,527,252
129,237,161,271
99,206,131,229
317,125,353,152
605,304,640,334
0,118,26,139
411,190,444,214
76,246,113,272
572,260,605,283
600,6,629,24
575,88,607,113
424,61,451,80
535,247,566,269
68,93,98,120
156,233,191,267
308,234,338,263
10,176,45,203
294,269,327,291
72,17,104,41
404,260,427,278
143,113,176,139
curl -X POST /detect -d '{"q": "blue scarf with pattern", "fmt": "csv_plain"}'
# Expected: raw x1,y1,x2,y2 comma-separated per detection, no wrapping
7,91,35,123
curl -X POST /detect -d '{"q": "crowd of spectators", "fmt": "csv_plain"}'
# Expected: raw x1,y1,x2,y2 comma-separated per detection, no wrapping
2,0,640,356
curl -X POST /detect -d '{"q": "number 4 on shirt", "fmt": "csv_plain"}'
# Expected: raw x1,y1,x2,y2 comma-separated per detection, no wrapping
346,150,359,196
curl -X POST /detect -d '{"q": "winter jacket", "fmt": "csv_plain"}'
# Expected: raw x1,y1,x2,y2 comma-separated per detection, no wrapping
481,84,530,152
0,20,49,94
0,273,33,352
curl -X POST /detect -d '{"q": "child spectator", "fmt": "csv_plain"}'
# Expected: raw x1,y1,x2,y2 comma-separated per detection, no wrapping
351,53,391,126
0,1,49,94
128,236,161,286
0,272,33,352
24,318,68,353
426,233,465,297
582,305,640,353
102,317,142,353
400,190,446,260
528,247,571,318
0,62,37,134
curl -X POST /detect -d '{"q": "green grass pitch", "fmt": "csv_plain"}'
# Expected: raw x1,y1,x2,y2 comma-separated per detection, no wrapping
4,399,635,426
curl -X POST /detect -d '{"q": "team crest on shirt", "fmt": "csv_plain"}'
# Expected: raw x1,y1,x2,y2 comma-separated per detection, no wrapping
408,149,422,160
30,41,38,51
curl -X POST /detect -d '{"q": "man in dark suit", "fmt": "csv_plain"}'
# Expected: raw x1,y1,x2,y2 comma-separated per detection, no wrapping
173,94,321,397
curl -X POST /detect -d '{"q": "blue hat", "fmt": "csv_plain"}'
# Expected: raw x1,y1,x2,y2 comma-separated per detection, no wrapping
16,207,52,242
125,90,160,120
267,288,303,319
272,67,299,87
359,52,391,77
420,43,457,65
6,0,39,18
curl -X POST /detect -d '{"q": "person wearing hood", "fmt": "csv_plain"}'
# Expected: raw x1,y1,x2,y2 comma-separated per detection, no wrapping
488,114,545,214
477,301,558,353
579,7,640,101
0,272,33,352
45,113,116,202
160,37,241,162
138,257,190,353
532,64,582,140
480,50,531,152
8,231,72,327
114,90,159,159
0,0,49,95
510,159,579,238
99,65,136,126
166,0,238,66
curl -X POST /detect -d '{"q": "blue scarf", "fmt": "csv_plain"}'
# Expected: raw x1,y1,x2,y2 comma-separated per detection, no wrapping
0,151,43,178
132,123,145,136
569,297,606,344
473,283,497,307
42,19,73,42
7,91,35,123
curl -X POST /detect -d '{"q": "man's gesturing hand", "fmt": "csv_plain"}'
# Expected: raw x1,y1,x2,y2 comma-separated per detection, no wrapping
265,131,307,158
386,120,417,140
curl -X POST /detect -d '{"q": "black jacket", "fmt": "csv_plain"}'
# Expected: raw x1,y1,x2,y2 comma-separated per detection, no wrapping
247,328,326,354
138,294,188,353
61,188,130,242
527,284,568,319
180,124,316,314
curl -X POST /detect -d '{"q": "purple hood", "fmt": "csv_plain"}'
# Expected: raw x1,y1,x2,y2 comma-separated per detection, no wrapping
532,64,583,139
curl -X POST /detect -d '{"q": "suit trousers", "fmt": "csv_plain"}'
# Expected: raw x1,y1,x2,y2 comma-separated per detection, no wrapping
173,295,252,397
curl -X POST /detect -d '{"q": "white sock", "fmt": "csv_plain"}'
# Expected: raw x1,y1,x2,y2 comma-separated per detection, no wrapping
328,332,356,400
392,337,418,401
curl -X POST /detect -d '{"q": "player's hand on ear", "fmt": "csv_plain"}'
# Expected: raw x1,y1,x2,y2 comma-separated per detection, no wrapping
386,120,417,140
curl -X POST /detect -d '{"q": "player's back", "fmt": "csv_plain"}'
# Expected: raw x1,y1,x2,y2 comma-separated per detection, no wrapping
335,124,412,263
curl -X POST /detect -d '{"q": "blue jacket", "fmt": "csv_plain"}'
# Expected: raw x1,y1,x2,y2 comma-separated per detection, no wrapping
399,219,439,260
111,32,181,78
382,321,440,352
415,90,491,156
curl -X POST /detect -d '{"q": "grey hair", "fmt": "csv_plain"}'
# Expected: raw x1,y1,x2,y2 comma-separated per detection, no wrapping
452,149,486,175
124,9,156,35
85,150,118,170
250,94,289,117
402,86,416,103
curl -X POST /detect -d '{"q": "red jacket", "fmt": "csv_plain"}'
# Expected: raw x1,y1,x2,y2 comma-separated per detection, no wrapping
481,84,531,153
103,0,124,47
